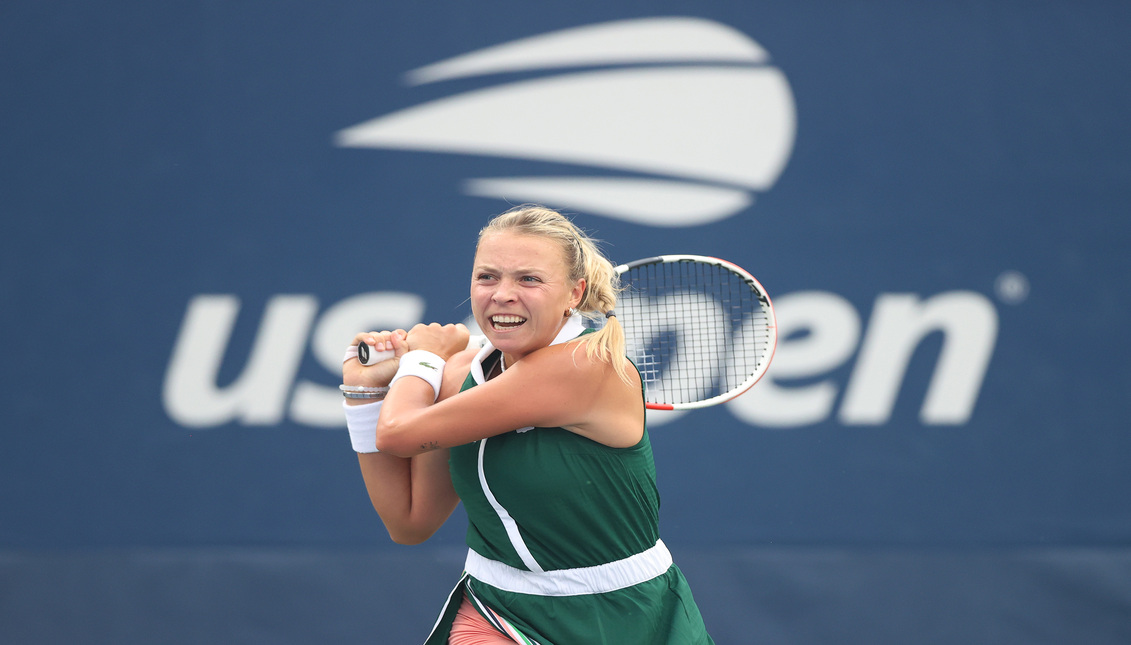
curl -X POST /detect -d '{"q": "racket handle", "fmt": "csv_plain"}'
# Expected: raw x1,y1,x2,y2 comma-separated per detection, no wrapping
358,335,487,366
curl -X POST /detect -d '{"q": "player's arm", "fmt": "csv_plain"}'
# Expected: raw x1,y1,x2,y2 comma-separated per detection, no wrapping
346,330,468,544
378,340,644,455
355,450,458,545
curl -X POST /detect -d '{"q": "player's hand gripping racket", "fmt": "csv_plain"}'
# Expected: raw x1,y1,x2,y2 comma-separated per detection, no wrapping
356,255,776,410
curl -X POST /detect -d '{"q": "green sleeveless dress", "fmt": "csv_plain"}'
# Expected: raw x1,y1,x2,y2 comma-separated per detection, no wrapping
422,320,714,644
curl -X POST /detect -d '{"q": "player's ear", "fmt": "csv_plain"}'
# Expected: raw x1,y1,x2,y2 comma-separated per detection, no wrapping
570,278,586,310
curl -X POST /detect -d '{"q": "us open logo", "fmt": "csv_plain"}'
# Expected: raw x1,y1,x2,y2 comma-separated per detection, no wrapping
163,18,1004,431
334,17,796,227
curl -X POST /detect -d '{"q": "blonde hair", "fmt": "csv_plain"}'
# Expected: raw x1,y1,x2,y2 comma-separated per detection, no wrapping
477,204,632,383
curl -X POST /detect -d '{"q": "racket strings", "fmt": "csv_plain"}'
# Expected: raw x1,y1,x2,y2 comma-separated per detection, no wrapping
619,260,772,406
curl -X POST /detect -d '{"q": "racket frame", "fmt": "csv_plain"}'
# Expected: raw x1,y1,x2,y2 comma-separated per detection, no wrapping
614,255,777,410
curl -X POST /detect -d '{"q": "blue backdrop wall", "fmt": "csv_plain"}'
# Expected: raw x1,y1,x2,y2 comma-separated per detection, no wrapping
3,2,1130,643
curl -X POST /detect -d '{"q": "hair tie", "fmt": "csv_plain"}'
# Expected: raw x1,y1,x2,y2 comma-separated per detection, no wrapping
605,310,616,318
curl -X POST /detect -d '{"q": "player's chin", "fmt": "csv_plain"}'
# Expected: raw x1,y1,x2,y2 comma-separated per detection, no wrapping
486,326,525,348
487,326,542,356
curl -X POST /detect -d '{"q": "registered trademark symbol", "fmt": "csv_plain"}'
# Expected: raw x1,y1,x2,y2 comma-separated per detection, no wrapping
994,270,1030,305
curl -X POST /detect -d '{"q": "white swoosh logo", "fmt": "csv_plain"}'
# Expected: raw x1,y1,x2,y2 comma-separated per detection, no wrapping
335,17,796,226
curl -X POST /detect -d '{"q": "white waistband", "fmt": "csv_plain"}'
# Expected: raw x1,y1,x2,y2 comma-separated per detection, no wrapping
464,540,672,597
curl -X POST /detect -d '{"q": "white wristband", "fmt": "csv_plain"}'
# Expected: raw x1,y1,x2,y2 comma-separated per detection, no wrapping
389,350,446,401
343,400,383,453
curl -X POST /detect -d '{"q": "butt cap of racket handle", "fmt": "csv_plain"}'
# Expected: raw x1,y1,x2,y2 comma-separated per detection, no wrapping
357,342,388,366
358,335,486,366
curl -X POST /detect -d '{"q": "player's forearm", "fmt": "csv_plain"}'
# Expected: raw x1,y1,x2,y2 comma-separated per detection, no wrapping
357,451,456,544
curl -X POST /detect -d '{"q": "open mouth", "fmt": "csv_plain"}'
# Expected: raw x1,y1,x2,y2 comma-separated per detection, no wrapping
490,314,527,331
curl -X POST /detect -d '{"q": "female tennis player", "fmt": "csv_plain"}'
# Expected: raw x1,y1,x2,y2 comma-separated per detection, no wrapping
342,205,714,644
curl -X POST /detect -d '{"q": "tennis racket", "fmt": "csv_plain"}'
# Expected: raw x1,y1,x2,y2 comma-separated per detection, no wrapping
357,255,776,410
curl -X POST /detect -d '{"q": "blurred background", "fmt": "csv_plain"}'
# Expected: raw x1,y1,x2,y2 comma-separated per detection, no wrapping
3,2,1129,643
